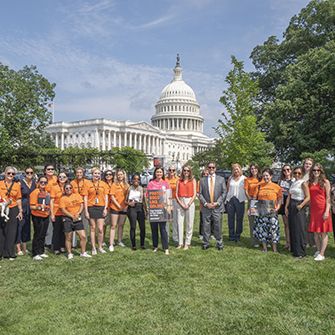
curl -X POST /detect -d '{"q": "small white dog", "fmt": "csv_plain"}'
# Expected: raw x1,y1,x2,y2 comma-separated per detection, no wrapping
0,196,11,222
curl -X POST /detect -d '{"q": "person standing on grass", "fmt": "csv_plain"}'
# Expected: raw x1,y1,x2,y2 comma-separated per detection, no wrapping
102,170,114,246
16,167,36,256
84,167,109,255
59,182,91,259
278,165,294,250
285,167,310,258
166,165,179,244
308,163,332,261
253,168,282,253
146,167,171,255
71,167,91,246
302,157,315,248
30,176,51,261
331,181,335,242
109,169,129,251
0,167,23,260
175,165,197,250
225,163,247,243
126,174,146,250
44,164,58,249
244,163,262,247
199,162,227,251
50,172,68,255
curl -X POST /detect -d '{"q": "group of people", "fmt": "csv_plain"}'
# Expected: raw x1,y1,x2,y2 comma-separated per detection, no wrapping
0,157,334,262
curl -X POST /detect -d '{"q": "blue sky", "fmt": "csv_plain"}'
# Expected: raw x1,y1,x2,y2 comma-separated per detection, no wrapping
0,0,309,136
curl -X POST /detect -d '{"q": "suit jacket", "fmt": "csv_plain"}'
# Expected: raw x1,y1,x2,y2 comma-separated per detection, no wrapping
199,175,227,211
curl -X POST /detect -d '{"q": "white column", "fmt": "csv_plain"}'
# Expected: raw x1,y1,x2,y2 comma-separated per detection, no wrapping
102,130,106,150
124,132,127,147
113,131,116,148
118,132,122,148
129,133,132,148
55,133,59,148
95,129,100,149
139,134,142,151
61,132,64,150
143,135,146,153
108,130,111,150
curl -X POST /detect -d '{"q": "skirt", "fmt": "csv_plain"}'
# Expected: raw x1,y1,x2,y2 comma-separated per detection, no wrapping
88,206,105,219
254,214,280,244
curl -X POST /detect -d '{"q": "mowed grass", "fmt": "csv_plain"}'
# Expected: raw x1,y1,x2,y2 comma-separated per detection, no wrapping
1,205,335,335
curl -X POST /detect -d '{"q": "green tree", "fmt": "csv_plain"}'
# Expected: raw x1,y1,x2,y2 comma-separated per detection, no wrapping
216,56,273,168
111,147,149,174
0,63,56,169
251,0,335,162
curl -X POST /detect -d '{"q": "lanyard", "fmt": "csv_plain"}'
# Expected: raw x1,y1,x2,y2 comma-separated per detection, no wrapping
93,181,100,196
5,181,14,197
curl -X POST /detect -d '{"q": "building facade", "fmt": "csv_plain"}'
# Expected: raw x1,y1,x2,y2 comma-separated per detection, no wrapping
47,56,214,166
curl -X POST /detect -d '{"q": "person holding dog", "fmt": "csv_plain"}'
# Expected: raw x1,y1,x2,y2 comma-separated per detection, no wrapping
0,166,23,260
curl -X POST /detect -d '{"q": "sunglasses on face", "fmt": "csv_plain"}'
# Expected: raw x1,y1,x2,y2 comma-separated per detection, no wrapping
183,169,190,172
26,171,34,175
293,171,302,175
283,168,291,172
65,187,72,191
169,169,175,172
7,172,16,176
208,166,215,169
106,173,113,176
58,175,67,179
313,169,321,172
39,181,47,185
46,168,54,171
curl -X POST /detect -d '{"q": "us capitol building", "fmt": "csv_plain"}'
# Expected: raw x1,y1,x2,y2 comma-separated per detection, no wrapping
47,56,214,166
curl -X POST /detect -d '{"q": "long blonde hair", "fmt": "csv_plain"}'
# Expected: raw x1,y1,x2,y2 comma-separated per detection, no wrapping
180,165,194,181
114,169,129,187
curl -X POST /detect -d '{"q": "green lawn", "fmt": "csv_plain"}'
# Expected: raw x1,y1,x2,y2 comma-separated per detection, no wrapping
1,209,335,335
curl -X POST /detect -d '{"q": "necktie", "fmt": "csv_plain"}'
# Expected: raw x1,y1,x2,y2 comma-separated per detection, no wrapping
210,175,214,203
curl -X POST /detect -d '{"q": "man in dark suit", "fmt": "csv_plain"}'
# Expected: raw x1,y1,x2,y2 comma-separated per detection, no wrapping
199,162,227,250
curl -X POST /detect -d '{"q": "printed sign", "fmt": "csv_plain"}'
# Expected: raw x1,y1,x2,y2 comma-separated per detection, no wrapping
147,189,173,222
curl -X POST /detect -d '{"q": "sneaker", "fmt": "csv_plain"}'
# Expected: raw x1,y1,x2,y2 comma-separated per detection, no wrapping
210,235,216,240
92,248,97,256
314,254,325,261
102,242,107,247
118,241,126,247
98,248,107,254
17,251,24,256
33,255,43,261
153,248,158,253
253,244,260,248
165,249,169,255
40,253,49,258
176,245,183,249
67,253,74,260
183,245,189,250
109,245,114,252
54,250,60,255
60,248,66,253
314,251,320,258
8,257,16,261
199,235,203,240
80,252,92,258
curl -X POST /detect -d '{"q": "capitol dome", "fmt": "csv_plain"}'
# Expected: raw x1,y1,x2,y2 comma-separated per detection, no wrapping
151,55,204,136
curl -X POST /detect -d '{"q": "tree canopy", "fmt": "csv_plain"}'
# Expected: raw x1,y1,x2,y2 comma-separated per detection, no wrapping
0,63,56,166
250,0,335,162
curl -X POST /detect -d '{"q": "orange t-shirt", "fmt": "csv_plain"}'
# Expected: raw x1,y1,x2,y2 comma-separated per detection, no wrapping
50,184,64,216
166,176,179,199
0,180,22,208
46,175,58,193
244,177,260,199
110,182,129,211
257,182,282,202
177,179,195,198
30,188,50,218
70,178,91,198
59,193,83,217
83,180,109,207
